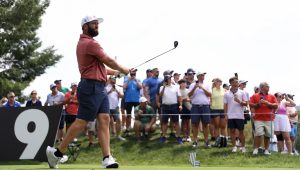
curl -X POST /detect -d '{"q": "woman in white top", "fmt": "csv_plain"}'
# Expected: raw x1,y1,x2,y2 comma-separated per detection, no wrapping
274,92,296,155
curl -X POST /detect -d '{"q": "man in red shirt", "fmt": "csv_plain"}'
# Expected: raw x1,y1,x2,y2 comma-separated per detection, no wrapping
46,15,132,169
249,82,278,155
64,83,78,131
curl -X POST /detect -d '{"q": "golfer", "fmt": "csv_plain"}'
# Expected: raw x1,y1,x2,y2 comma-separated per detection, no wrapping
46,15,132,169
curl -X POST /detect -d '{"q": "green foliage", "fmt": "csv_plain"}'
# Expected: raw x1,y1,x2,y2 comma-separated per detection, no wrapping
0,0,62,101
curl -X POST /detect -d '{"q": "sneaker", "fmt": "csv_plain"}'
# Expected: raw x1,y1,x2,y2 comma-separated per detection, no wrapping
235,139,241,147
293,150,299,156
177,137,183,144
232,146,238,153
159,136,166,143
59,155,68,163
117,135,126,141
264,150,271,155
186,137,192,142
46,146,61,169
252,148,258,155
101,155,119,168
240,147,246,153
204,141,211,148
192,141,198,148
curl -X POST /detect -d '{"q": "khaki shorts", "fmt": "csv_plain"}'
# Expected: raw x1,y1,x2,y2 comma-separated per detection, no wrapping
254,120,274,137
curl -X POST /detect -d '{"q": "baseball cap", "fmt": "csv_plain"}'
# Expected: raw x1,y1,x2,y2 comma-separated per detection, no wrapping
185,68,195,75
70,82,77,87
146,69,152,73
139,97,148,103
81,15,104,27
163,70,174,76
287,94,295,100
254,86,259,92
196,72,206,77
54,80,61,84
50,84,57,89
223,83,230,88
238,80,248,85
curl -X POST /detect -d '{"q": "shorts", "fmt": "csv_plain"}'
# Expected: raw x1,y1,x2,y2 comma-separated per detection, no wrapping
210,109,225,118
254,120,274,138
161,104,179,123
180,105,191,120
150,100,161,115
191,104,211,124
274,114,291,132
77,79,109,121
65,114,77,125
110,108,120,122
290,123,297,138
125,102,139,118
228,119,244,130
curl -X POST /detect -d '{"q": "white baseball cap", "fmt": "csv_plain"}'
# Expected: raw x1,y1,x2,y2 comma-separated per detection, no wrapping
139,97,148,103
81,15,104,27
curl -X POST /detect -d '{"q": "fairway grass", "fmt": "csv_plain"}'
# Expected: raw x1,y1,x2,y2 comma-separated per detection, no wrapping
1,164,300,170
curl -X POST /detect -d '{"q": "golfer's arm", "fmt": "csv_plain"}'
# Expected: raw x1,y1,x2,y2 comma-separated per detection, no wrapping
102,56,129,75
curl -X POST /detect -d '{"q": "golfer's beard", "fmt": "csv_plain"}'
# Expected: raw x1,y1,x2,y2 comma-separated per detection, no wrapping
88,26,98,37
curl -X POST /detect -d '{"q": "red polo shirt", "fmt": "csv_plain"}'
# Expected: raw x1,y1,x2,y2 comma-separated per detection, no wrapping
249,93,277,121
76,34,108,82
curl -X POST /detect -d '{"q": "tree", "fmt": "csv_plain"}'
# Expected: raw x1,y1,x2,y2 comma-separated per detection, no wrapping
0,0,62,101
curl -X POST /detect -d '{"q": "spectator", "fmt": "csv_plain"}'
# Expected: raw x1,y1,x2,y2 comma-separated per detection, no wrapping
178,79,192,142
173,72,181,84
26,90,42,107
287,94,299,155
274,92,295,155
223,83,230,92
249,82,278,155
254,86,260,94
210,78,227,147
2,92,21,107
188,72,212,148
64,83,79,131
0,97,8,107
54,80,70,94
123,70,142,136
134,97,156,141
184,68,196,89
45,84,65,143
159,74,183,144
224,77,248,153
142,69,153,97
106,76,125,141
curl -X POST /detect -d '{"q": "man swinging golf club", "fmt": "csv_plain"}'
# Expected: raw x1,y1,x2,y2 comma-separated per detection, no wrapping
46,15,134,169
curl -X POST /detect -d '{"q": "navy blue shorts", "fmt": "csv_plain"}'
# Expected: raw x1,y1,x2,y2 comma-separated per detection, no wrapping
65,114,76,125
180,105,191,120
161,104,179,123
210,109,225,118
191,104,211,124
77,79,109,121
228,119,244,130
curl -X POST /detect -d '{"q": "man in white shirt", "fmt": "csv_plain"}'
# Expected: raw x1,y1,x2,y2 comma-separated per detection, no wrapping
224,77,248,153
188,72,212,148
159,74,183,144
106,76,125,141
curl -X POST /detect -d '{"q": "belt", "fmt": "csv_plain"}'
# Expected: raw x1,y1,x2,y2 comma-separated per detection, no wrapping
192,104,209,106
80,78,105,84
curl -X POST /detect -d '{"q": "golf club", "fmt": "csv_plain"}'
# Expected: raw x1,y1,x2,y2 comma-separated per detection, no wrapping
134,41,178,69
116,41,179,78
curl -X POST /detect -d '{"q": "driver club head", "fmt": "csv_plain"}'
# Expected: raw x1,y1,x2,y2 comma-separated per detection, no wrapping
174,41,178,48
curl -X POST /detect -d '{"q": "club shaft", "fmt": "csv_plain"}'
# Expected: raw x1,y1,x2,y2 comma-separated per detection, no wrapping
134,47,176,69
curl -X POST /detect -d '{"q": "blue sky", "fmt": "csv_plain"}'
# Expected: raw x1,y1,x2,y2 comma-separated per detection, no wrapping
23,0,300,104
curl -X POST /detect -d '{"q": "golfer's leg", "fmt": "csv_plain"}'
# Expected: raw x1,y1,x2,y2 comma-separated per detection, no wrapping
97,113,111,156
58,119,87,152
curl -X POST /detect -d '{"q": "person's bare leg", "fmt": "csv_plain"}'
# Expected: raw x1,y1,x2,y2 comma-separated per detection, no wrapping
97,114,111,157
192,123,199,142
58,119,87,152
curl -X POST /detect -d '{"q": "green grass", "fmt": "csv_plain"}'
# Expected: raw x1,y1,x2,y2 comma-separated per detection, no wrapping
1,123,300,169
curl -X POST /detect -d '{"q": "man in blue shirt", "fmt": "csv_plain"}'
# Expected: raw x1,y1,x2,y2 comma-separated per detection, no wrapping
2,92,21,107
123,71,142,136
